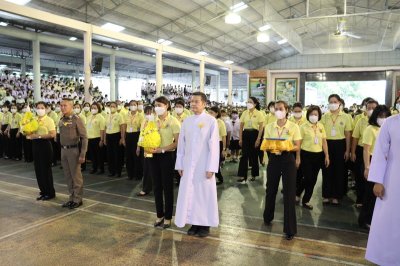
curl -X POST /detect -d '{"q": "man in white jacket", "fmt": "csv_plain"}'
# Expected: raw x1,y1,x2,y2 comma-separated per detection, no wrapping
174,92,220,237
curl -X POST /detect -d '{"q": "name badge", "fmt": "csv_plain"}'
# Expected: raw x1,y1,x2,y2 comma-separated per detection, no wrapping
129,127,133,132
248,121,252,127
331,127,336,137
314,136,319,144
107,123,112,130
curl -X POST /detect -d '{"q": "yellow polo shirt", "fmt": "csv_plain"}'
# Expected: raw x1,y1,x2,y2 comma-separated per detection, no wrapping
172,112,189,124
264,113,277,126
300,122,326,153
352,116,369,146
240,109,264,130
1,112,11,125
217,118,227,142
320,111,352,140
289,116,307,127
264,120,302,142
156,114,181,148
10,113,22,129
125,111,144,133
106,112,125,134
354,113,366,127
78,113,86,125
362,125,379,154
87,113,106,139
35,115,55,136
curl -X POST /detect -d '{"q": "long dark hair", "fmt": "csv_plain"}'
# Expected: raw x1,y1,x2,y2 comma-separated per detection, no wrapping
249,97,260,110
369,105,391,127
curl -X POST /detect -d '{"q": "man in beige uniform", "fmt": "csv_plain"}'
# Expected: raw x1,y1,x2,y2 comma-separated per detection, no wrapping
59,99,88,209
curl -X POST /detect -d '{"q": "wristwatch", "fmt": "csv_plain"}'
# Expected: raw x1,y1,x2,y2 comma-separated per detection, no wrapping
162,149,165,154
38,135,42,139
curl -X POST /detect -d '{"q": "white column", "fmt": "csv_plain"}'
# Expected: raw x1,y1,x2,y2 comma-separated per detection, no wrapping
20,59,26,77
228,68,233,105
110,53,116,101
199,59,205,92
156,48,163,97
83,28,92,103
191,70,196,92
32,39,41,102
216,74,221,102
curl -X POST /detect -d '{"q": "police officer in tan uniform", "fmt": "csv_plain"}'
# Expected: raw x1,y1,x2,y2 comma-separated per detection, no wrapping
59,98,88,209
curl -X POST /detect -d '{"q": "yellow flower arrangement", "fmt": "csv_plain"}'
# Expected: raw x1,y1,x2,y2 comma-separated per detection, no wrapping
20,111,39,135
138,121,161,158
260,138,294,154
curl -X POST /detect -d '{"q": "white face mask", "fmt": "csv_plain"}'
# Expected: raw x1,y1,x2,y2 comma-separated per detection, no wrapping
2,107,8,112
246,103,254,110
74,108,81,114
232,114,238,120
275,110,286,120
367,109,374,117
361,105,366,112
146,114,155,121
55,107,61,113
329,103,340,111
22,108,27,113
110,107,117,113
269,107,275,114
117,105,122,111
396,103,400,110
175,107,184,114
377,118,386,127
36,109,46,117
11,108,17,114
138,105,144,111
25,106,30,112
91,109,98,115
155,106,166,116
83,106,90,112
129,105,137,111
309,115,319,124
293,112,302,118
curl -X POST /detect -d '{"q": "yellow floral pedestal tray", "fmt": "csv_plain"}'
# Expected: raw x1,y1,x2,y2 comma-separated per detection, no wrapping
260,138,294,154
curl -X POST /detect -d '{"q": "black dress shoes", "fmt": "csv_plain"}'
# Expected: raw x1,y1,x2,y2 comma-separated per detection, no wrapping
154,218,164,227
42,195,55,201
108,173,116,177
187,225,198,236
61,201,74,208
285,234,294,241
197,226,210,237
163,220,171,229
90,170,97,174
36,195,45,201
69,201,83,209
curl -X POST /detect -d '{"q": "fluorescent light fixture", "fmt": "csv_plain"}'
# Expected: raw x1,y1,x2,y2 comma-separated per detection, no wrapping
197,51,208,56
258,24,271,32
6,0,31,5
157,39,173,45
257,32,269,43
69,37,77,41
230,2,248,12
277,39,288,45
0,65,7,68
225,12,241,24
101,22,125,32
224,60,234,64
0,22,8,27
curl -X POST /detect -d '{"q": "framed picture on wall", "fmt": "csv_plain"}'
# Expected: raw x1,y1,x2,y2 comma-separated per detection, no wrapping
249,77,266,106
275,78,298,105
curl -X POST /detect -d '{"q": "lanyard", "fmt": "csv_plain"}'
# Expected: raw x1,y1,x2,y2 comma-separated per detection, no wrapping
129,112,137,126
330,113,339,126
276,127,286,139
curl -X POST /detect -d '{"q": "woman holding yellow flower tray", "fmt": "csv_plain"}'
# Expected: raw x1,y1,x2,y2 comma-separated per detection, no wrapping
262,100,301,241
27,102,56,201
148,96,180,230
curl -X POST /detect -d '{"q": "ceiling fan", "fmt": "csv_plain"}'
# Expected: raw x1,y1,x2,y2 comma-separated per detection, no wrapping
333,18,361,39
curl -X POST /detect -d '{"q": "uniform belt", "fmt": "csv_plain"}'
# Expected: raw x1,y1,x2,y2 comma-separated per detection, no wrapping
61,144,78,149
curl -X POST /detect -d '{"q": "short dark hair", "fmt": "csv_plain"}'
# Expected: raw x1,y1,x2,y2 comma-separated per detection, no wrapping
154,96,170,111
292,102,303,110
91,102,102,112
306,105,322,121
361,97,374,106
210,106,221,118
175,99,185,107
328,94,341,102
192,92,207,103
366,99,379,107
267,101,275,109
369,105,391,127
144,105,153,114
275,100,290,118
35,101,47,108
393,96,400,109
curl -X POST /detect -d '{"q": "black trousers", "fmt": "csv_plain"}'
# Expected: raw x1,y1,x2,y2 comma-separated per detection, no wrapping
106,132,124,175
22,135,33,162
322,139,346,199
125,132,141,179
297,150,324,204
88,137,104,172
264,152,297,235
149,152,174,220
51,138,59,165
353,146,365,204
142,156,152,193
358,181,376,226
215,141,224,182
0,124,9,158
32,139,55,197
238,130,259,179
9,128,22,160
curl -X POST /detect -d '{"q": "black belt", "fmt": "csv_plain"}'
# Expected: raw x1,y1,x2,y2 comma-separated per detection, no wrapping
61,144,78,149
244,129,258,131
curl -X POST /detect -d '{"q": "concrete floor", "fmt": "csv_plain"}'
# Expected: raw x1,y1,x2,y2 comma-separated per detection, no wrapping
0,159,372,266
